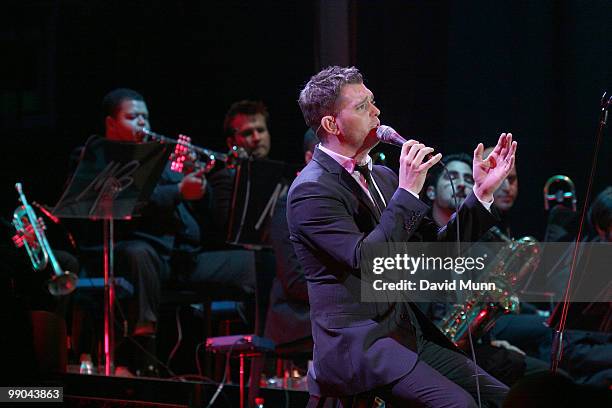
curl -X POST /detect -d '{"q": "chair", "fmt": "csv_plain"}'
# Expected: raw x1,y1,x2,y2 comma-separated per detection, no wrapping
306,393,379,408
72,246,253,377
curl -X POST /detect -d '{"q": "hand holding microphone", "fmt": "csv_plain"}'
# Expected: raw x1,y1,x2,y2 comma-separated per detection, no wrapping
376,125,442,196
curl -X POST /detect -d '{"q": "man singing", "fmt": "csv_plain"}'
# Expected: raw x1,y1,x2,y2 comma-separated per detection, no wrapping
288,66,517,407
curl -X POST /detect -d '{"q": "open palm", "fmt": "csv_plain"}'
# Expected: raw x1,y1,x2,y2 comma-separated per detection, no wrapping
473,133,517,201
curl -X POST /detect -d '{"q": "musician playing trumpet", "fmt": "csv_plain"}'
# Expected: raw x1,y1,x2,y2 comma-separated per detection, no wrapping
104,89,207,200
70,88,258,377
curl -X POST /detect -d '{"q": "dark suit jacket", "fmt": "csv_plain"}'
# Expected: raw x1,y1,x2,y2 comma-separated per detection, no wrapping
287,147,498,396
131,163,216,253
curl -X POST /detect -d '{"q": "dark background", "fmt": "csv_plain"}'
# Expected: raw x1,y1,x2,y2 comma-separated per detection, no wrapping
2,0,610,240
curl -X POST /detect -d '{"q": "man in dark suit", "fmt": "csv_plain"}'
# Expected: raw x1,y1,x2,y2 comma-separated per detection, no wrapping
70,89,257,376
207,100,273,246
288,66,517,407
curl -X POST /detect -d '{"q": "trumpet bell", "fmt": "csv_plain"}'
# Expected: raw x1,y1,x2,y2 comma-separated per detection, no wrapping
13,182,77,296
48,271,79,296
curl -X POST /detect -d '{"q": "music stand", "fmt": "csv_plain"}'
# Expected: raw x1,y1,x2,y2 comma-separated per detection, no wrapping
53,135,170,375
226,158,300,248
225,158,299,407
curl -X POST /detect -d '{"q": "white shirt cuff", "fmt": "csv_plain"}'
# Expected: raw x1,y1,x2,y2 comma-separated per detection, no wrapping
401,187,420,199
473,189,494,212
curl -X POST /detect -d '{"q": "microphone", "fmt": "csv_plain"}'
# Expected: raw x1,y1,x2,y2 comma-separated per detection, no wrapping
376,125,408,147
376,125,441,164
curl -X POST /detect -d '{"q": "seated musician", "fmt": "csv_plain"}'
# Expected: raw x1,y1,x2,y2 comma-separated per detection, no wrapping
206,99,279,336
261,129,318,381
545,186,612,388
421,152,550,385
207,99,273,246
68,88,257,376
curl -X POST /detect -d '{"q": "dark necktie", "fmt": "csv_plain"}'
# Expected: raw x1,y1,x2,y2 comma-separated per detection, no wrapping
356,164,385,216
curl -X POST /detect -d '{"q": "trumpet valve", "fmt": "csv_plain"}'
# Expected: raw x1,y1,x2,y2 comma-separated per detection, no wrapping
12,233,25,248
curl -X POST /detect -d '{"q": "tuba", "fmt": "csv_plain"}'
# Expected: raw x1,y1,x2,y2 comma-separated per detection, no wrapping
12,183,78,296
437,227,541,349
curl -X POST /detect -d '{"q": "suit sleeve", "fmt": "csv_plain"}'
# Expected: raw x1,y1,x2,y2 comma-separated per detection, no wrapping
288,179,498,275
438,193,499,242
149,183,181,209
287,180,430,272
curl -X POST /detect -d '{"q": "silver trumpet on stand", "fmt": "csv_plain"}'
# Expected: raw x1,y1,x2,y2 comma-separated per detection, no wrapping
12,182,79,295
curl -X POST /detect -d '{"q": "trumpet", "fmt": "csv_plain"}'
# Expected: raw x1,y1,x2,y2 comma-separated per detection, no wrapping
12,183,78,296
139,128,247,173
543,175,577,211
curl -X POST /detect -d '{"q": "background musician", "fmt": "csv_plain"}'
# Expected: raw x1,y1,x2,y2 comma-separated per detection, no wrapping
69,88,257,376
421,153,551,385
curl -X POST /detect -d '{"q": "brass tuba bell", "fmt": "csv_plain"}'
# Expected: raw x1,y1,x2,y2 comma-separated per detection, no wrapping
12,183,78,296
437,227,541,349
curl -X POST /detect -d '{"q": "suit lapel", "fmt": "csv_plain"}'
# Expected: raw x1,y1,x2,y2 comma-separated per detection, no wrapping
338,171,381,222
313,148,381,222
371,166,396,206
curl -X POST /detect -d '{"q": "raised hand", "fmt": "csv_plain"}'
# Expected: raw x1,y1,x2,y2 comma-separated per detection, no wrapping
473,133,517,202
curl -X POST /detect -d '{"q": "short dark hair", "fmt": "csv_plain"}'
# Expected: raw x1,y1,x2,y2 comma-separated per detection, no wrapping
588,186,612,232
298,66,363,140
303,128,319,153
223,100,269,138
102,88,145,118
421,153,472,203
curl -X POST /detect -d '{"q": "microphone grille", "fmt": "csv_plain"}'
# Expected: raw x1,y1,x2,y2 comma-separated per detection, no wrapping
375,125,394,142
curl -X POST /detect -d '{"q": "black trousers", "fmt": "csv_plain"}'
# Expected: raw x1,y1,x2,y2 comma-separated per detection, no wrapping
307,337,508,408
390,337,509,407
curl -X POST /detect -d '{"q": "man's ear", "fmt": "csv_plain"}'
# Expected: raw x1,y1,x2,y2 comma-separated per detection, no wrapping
320,116,338,135
304,150,313,164
105,115,115,137
595,225,605,241
426,185,436,201
226,136,235,150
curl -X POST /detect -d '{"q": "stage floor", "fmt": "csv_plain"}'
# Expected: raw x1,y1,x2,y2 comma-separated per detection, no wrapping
58,370,309,407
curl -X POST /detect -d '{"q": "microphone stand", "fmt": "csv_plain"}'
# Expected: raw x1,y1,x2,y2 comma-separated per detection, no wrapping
97,180,120,376
103,216,116,376
550,92,611,372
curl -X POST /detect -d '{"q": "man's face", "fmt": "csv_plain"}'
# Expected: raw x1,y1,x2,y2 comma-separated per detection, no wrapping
227,113,271,159
432,160,474,210
105,99,149,142
494,165,518,212
333,83,381,150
